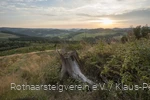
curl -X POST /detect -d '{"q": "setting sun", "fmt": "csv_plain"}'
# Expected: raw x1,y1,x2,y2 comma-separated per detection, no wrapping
101,18,113,25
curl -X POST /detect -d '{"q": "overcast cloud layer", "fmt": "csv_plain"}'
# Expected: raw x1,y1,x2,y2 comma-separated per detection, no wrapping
0,0,150,28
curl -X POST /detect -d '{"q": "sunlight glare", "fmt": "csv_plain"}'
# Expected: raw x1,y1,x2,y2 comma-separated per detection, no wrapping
101,18,113,25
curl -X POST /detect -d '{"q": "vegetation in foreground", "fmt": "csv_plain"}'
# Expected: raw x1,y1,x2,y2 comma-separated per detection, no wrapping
0,26,150,100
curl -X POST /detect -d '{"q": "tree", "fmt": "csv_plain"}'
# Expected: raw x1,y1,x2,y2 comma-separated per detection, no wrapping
133,25,141,39
133,25,150,39
121,36,128,43
141,24,149,38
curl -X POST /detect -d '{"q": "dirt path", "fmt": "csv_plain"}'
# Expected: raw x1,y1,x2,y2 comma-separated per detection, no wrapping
0,50,55,59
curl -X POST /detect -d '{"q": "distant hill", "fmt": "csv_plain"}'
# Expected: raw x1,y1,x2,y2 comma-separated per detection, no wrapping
0,27,71,37
0,27,131,40
0,30,28,37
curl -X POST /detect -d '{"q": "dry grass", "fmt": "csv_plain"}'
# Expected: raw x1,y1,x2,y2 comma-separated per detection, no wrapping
0,74,19,95
0,50,60,99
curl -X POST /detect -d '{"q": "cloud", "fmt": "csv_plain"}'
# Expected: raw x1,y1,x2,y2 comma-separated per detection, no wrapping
1,0,150,17
0,0,150,28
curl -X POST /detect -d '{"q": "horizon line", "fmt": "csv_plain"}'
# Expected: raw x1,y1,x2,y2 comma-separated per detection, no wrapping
0,26,132,30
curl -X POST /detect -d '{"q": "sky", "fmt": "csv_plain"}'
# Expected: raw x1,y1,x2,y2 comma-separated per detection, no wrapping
0,0,150,29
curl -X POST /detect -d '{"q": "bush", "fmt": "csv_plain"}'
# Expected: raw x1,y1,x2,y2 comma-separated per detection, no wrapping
100,39,150,99
133,25,150,39
80,39,150,99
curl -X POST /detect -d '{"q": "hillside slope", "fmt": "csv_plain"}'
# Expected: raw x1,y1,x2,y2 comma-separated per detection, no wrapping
0,39,150,100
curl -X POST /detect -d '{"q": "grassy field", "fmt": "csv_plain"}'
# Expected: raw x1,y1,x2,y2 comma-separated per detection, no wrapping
0,32,18,39
0,50,60,99
0,38,150,100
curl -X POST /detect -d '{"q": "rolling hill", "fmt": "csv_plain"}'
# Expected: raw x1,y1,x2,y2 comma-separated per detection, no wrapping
0,27,130,41
0,32,18,39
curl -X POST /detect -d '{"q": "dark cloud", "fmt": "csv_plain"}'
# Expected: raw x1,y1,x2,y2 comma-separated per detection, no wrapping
77,8,150,18
110,9,150,19
108,9,150,24
77,8,150,25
